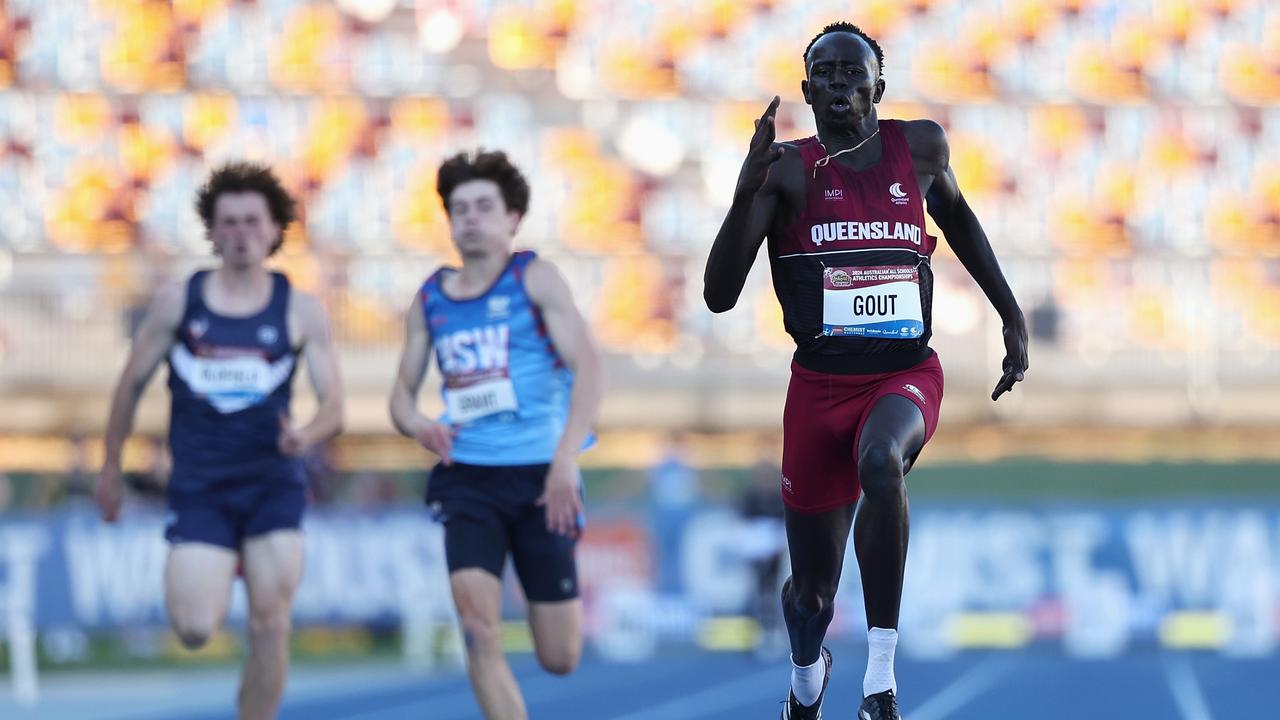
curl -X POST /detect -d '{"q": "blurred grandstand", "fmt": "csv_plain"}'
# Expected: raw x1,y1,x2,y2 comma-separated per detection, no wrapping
0,0,1275,465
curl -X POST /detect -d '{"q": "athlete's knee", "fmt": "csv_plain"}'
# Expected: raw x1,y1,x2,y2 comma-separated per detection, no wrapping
786,580,837,625
858,440,906,500
536,644,580,676
248,606,291,642
457,611,503,654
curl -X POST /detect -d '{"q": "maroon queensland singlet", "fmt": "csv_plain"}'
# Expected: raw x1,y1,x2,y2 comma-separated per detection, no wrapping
768,119,938,374
771,120,946,511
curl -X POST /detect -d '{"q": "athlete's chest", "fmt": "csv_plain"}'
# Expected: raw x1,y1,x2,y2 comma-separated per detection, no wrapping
181,314,290,360
430,290,535,373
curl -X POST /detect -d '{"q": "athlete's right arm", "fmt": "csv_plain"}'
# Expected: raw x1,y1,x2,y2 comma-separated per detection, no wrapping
703,95,785,313
388,296,453,464
96,282,185,522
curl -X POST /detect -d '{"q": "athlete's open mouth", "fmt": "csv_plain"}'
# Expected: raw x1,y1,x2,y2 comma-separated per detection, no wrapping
830,98,851,112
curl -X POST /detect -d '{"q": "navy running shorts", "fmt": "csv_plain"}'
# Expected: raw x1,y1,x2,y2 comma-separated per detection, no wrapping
426,462,581,603
165,478,306,550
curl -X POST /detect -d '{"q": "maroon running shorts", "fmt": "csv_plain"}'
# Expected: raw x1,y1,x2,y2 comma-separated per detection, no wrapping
780,352,944,513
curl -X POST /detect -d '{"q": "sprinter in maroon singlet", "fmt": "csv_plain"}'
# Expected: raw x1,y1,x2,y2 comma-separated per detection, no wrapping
704,22,1028,720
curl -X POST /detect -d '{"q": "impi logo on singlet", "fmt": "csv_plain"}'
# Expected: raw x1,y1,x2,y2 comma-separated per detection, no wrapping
437,324,520,424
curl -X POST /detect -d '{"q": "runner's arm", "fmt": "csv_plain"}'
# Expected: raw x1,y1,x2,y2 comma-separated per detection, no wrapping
102,282,186,469
913,120,1023,327
97,282,185,520
389,296,435,439
704,97,787,313
292,292,344,448
911,119,1028,399
525,259,604,460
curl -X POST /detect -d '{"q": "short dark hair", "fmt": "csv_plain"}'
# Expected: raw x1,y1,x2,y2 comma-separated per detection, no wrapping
803,21,885,78
437,149,530,217
195,161,297,255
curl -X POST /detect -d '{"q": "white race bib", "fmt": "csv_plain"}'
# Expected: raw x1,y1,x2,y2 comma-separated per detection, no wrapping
444,376,519,424
821,265,925,338
170,345,295,414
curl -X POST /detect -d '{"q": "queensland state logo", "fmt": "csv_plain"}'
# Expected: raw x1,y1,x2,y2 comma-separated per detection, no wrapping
889,182,909,205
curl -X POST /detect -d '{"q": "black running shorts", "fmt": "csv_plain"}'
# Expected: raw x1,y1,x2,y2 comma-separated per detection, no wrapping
426,462,581,603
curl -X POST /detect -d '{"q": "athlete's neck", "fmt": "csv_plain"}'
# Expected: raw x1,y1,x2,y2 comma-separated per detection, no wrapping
207,264,273,316
455,252,511,294
816,111,880,154
212,263,270,290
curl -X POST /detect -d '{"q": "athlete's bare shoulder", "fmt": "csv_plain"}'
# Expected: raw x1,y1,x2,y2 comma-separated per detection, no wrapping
288,287,322,313
523,256,572,305
899,119,949,175
148,280,188,328
154,278,187,305
286,288,329,347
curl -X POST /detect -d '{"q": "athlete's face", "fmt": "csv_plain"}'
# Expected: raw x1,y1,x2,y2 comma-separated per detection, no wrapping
802,33,884,127
210,192,280,268
446,179,520,258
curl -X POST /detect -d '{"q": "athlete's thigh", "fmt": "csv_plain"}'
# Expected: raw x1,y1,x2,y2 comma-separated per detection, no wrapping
527,598,583,659
784,504,855,591
510,493,579,604
430,463,514,580
165,542,239,623
781,364,862,513
241,529,305,614
855,393,927,469
449,568,504,627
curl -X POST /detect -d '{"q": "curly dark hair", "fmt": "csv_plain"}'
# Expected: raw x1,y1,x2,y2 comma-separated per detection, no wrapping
194,162,297,256
804,21,885,79
437,149,530,217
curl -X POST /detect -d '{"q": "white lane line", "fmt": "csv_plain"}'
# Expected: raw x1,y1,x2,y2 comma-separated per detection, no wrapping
606,665,784,720
1162,654,1214,720
905,654,1017,720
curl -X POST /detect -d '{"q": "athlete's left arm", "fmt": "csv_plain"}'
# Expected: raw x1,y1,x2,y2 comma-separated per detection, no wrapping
907,119,1029,401
285,292,346,454
525,259,605,535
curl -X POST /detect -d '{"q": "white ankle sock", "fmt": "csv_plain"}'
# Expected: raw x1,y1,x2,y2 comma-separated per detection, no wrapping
790,653,826,707
863,627,898,697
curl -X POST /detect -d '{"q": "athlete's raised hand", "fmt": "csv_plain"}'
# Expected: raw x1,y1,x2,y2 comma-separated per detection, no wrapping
94,464,124,523
538,456,583,537
736,96,785,197
991,320,1029,401
414,418,454,466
